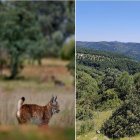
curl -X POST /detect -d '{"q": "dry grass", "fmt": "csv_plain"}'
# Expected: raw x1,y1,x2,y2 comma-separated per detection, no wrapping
120,135,140,140
0,59,75,128
0,89,74,127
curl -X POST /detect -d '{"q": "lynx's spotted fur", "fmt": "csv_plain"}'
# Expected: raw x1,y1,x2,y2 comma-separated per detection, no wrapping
16,96,60,125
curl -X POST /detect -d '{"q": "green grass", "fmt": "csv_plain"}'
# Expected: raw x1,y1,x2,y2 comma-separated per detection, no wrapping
120,135,140,140
77,111,140,140
77,111,112,140
0,126,75,140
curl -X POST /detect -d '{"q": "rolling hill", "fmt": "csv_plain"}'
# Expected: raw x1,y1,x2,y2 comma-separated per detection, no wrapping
77,46,140,74
77,41,140,61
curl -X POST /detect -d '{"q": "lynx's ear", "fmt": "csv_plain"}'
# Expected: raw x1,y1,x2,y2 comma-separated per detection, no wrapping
50,96,54,102
55,96,57,101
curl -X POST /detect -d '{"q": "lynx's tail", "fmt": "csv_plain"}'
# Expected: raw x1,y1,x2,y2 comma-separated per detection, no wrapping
17,97,25,111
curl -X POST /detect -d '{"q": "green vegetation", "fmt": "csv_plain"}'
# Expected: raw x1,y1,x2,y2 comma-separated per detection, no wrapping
61,36,75,76
0,60,75,139
77,111,112,140
0,1,75,79
0,126,74,140
76,46,140,139
61,36,75,60
77,47,140,74
77,120,94,135
0,1,75,139
77,41,140,61
101,94,140,138
0,59,74,126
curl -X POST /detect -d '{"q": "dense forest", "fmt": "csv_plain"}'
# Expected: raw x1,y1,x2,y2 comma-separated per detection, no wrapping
76,45,140,139
0,1,75,79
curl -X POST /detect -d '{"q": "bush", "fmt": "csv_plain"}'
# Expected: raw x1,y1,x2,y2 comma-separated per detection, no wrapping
96,89,122,111
61,36,75,60
76,107,93,120
101,93,140,138
76,71,99,121
77,120,94,135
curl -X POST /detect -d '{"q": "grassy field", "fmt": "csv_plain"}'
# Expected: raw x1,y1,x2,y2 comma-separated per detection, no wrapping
77,111,140,140
0,59,75,139
0,125,75,140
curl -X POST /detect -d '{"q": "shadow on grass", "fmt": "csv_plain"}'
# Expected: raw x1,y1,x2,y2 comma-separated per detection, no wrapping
0,76,45,86
0,75,28,81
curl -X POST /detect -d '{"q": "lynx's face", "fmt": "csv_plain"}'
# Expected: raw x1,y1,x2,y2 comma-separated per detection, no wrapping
50,96,60,114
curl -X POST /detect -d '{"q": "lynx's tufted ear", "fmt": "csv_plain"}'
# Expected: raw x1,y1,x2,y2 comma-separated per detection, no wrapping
55,96,57,101
50,96,54,103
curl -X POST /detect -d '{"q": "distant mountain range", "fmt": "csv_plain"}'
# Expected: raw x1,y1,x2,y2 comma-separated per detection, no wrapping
77,41,140,61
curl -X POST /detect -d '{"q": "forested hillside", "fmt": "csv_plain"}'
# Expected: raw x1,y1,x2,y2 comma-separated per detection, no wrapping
77,41,140,61
77,46,140,74
76,46,140,139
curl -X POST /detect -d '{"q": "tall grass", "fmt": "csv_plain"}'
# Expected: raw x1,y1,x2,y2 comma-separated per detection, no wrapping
0,88,74,127
0,59,74,128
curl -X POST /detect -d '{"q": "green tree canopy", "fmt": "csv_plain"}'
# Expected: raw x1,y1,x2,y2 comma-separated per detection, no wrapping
0,3,43,78
76,71,99,120
115,72,133,100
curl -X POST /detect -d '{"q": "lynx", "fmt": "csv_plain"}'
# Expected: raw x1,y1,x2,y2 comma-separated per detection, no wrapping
16,96,60,125
51,75,65,87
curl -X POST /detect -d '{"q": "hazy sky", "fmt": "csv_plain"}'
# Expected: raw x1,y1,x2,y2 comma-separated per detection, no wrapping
76,1,140,42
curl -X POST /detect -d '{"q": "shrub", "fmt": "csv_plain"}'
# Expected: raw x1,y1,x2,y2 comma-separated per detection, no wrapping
61,36,75,60
101,93,140,138
96,89,122,110
77,120,94,135
76,107,93,120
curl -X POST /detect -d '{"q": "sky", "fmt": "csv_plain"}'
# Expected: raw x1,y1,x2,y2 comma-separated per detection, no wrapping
76,1,140,43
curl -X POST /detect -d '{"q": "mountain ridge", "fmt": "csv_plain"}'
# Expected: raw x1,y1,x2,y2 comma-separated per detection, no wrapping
77,41,140,61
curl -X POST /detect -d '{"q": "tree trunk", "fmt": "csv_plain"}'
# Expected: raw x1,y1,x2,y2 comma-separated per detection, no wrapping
0,62,3,76
37,58,42,66
9,55,19,79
